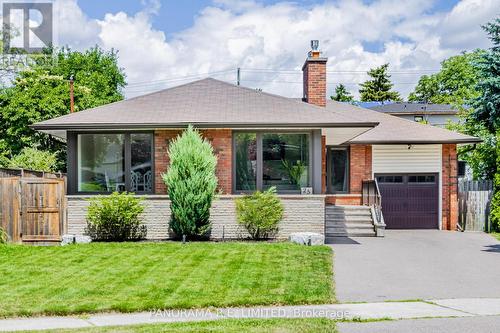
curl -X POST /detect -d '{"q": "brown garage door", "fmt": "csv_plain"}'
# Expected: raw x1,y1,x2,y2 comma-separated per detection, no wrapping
375,174,439,229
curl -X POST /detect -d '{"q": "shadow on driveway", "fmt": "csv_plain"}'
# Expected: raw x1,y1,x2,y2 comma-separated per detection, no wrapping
483,243,500,253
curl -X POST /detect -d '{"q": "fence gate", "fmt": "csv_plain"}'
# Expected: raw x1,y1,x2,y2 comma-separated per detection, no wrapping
20,179,65,242
0,170,66,243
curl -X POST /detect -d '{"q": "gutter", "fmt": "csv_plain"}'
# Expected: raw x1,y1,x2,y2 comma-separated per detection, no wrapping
347,138,483,144
31,121,380,131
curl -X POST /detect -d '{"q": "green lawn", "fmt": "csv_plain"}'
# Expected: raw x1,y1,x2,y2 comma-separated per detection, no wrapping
0,242,334,318
24,318,338,333
492,233,500,241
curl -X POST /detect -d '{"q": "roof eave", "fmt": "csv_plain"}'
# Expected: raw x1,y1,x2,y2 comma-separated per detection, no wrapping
386,112,459,116
31,122,380,131
347,138,483,144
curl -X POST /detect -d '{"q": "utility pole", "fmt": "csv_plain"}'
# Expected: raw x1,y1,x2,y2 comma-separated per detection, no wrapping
69,75,75,113
237,67,240,86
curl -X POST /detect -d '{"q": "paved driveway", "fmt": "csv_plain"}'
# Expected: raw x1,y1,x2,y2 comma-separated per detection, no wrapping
330,230,500,302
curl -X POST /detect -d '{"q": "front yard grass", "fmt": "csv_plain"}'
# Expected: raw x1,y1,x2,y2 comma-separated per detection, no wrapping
24,318,338,333
0,242,334,318
492,232,500,241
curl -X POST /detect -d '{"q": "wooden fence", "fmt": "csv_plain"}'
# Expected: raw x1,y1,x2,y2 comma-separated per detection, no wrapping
0,168,66,243
458,179,494,232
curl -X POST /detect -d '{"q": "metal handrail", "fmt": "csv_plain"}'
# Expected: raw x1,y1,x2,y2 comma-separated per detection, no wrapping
362,179,382,225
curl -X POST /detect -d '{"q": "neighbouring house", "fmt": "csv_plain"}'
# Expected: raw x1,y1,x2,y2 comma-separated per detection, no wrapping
32,41,480,242
365,102,471,178
365,102,460,128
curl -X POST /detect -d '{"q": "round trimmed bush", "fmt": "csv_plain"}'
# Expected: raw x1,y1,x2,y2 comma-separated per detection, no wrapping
85,192,146,241
235,187,284,240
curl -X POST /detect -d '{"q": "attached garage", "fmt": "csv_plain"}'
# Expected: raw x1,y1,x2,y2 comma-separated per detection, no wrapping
375,174,439,229
372,145,442,229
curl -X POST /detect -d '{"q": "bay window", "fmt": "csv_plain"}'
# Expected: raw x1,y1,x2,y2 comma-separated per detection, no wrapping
234,132,311,193
76,132,153,193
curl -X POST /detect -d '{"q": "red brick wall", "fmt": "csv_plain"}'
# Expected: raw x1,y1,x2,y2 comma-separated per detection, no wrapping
442,144,458,231
325,195,362,205
200,129,232,194
302,60,327,107
154,129,233,195
154,130,181,194
349,144,372,194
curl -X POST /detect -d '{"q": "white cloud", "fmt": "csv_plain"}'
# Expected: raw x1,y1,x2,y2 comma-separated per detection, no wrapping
54,0,500,99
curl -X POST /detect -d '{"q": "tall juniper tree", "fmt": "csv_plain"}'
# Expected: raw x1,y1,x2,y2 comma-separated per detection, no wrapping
359,64,401,102
162,126,218,240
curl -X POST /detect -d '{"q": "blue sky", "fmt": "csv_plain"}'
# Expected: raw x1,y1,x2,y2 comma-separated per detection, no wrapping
59,0,497,98
78,0,460,40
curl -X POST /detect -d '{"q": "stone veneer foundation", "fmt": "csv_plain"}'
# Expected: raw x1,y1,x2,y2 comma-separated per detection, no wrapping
67,195,325,240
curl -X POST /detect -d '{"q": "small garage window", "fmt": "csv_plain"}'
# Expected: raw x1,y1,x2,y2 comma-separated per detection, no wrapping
376,175,403,183
408,175,436,183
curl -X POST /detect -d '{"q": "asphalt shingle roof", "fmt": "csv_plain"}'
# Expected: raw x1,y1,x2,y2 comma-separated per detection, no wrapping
324,101,479,144
33,78,480,144
33,78,376,130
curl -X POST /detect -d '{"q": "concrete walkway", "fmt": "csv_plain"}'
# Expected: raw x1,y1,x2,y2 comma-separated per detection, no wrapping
2,298,500,332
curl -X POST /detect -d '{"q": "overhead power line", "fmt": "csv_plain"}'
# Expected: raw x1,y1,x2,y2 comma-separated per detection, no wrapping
124,66,438,89
240,68,440,74
125,69,235,88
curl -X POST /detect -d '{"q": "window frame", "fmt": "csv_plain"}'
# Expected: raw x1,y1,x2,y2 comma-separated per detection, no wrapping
407,174,437,184
70,131,155,195
376,174,405,184
326,145,350,194
232,130,313,194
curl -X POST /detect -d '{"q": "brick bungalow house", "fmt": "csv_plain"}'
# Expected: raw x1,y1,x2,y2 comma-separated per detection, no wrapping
33,42,480,241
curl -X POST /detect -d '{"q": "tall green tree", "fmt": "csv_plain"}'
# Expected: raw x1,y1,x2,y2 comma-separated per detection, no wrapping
0,46,126,170
471,18,500,134
359,64,401,102
408,51,483,105
410,47,495,179
468,18,500,231
446,20,499,181
490,130,500,231
330,83,354,102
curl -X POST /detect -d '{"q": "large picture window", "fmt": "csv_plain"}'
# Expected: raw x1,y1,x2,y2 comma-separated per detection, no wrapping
234,132,311,193
77,133,153,193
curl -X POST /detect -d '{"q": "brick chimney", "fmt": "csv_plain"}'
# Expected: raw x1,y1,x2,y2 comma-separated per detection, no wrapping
302,40,328,107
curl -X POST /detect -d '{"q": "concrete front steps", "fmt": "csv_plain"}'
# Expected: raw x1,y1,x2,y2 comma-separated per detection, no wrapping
325,205,376,239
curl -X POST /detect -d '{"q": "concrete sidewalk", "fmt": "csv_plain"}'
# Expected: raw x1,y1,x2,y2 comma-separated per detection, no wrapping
1,298,500,332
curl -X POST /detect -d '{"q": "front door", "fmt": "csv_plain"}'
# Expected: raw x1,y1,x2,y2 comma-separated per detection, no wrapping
326,147,349,193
